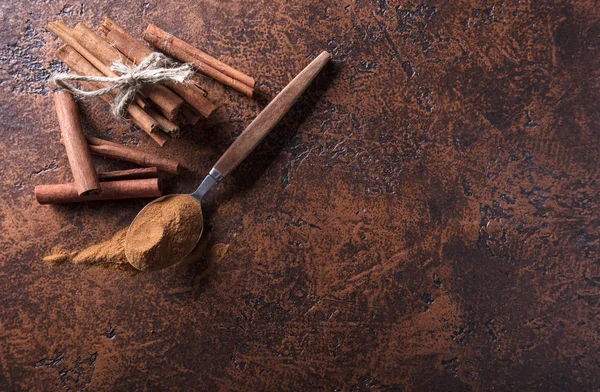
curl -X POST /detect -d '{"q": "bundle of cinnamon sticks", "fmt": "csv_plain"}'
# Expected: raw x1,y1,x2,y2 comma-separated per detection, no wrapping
47,18,255,145
38,18,256,204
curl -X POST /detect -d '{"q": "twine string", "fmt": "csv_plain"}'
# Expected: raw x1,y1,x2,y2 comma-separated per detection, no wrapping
52,52,193,117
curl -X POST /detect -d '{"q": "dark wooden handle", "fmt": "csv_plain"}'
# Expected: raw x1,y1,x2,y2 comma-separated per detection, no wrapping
213,51,330,177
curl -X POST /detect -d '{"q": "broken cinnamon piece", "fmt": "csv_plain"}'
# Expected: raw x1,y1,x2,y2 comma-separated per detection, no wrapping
146,108,180,138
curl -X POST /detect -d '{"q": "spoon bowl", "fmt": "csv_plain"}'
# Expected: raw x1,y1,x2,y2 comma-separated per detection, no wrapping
125,193,204,271
125,168,220,270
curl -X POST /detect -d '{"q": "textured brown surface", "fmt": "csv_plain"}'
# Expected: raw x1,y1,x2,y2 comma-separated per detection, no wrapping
0,1,599,391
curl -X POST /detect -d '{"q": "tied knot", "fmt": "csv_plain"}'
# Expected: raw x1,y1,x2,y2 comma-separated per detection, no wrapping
52,52,194,117
122,72,139,87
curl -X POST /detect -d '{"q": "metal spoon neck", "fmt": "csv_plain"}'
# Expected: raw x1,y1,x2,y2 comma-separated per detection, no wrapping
190,168,224,202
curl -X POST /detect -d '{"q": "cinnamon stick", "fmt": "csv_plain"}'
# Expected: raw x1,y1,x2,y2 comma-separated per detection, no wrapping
144,24,255,88
168,81,215,118
99,16,128,36
98,167,159,181
48,22,112,80
35,178,161,204
100,20,216,118
86,136,180,174
49,22,155,123
144,24,255,97
55,44,170,147
146,108,180,138
53,90,101,196
71,23,184,120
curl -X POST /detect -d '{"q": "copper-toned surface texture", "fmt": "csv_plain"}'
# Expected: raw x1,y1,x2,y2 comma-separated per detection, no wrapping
0,1,598,390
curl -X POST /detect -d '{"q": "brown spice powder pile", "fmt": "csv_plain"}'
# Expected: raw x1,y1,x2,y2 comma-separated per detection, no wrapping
125,195,203,271
73,229,130,267
42,229,134,272
42,247,73,265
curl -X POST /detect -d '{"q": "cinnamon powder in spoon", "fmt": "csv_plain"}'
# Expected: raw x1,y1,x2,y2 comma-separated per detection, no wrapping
125,195,203,271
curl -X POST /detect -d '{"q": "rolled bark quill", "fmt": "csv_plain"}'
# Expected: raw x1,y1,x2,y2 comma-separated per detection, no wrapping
55,44,169,147
53,90,101,196
146,108,180,138
71,23,184,120
35,178,162,204
145,109,180,138
98,167,159,181
144,24,255,97
100,18,216,118
86,136,180,174
144,24,255,88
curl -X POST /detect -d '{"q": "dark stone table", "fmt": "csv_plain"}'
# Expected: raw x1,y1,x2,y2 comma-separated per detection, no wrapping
1,1,598,390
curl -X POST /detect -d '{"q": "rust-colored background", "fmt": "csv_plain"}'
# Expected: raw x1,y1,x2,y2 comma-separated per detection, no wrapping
1,0,599,390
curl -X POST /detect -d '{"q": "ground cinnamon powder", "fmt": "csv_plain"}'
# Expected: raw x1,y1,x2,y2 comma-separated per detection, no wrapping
42,247,73,265
43,230,229,274
42,229,134,272
73,229,130,268
125,195,203,271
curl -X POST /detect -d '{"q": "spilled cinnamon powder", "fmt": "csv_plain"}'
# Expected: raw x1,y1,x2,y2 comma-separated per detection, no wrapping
72,229,130,268
43,229,135,272
42,247,73,265
125,195,203,271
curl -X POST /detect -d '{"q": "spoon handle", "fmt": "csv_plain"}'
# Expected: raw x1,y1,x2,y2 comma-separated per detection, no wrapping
212,51,331,178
